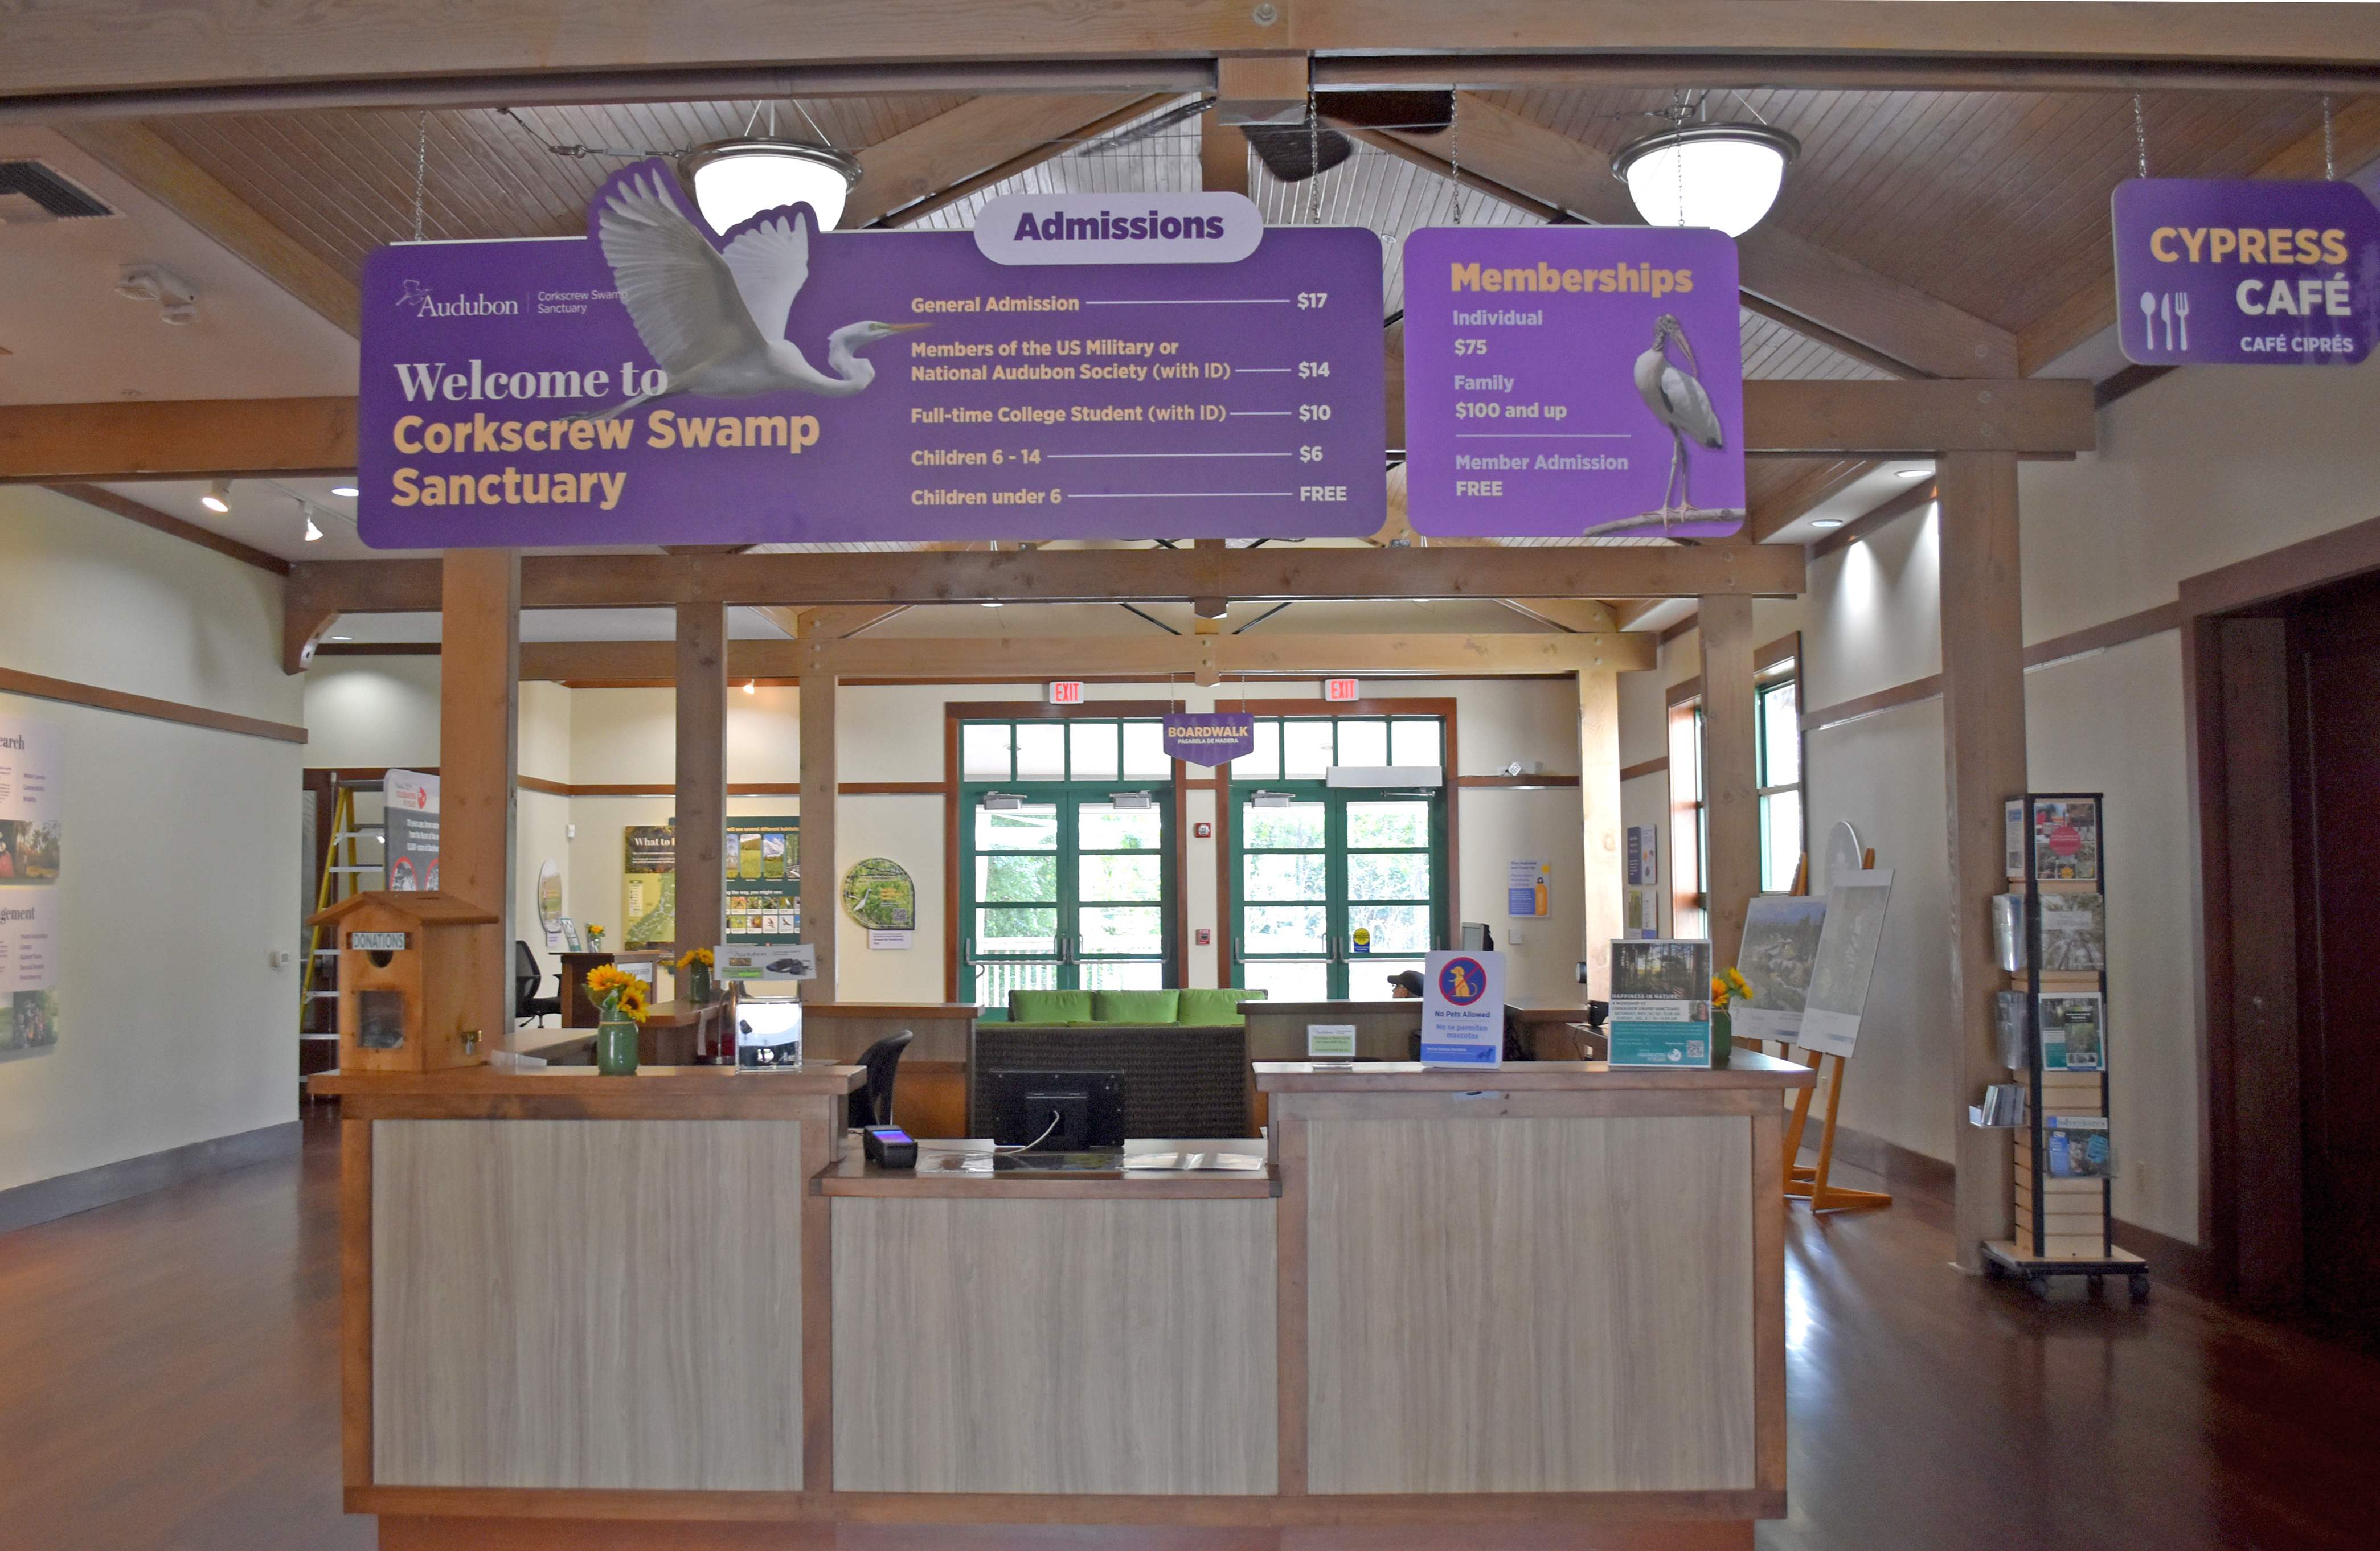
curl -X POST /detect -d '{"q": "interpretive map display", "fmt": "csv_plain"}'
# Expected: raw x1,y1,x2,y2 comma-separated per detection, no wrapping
357,171,1384,547
1402,225,1746,540
0,714,60,1051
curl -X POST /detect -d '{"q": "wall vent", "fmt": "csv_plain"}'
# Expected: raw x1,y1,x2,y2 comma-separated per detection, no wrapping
0,160,116,222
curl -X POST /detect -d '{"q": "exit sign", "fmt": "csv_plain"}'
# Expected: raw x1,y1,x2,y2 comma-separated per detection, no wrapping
1323,678,1360,702
1048,680,1084,704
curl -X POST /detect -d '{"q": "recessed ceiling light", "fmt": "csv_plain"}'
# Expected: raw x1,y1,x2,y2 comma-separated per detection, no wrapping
1811,519,1844,530
330,484,359,498
200,478,231,514
1895,468,1930,479
982,601,1003,608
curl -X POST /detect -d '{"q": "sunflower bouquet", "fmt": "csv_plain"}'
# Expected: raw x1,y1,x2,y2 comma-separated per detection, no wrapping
584,964,649,1024
1710,967,1754,1010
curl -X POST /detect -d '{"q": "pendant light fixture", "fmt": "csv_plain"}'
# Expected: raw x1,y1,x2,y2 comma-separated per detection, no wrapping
681,138,863,232
1611,93,1799,238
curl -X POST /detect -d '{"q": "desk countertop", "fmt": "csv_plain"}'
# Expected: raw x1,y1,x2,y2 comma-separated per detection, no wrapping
1254,1053,1816,1091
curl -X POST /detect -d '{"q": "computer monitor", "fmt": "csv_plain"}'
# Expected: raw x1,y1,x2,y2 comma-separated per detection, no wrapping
986,1069,1125,1150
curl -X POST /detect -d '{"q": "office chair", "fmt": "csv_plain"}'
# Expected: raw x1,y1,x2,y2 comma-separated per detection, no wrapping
848,1030,914,1129
514,940,564,1026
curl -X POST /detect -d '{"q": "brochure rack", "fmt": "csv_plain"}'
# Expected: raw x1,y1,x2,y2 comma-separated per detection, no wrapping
1981,790,2148,1300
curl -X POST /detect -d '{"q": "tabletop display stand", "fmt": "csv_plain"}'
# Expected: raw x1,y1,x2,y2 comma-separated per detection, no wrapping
1981,790,2149,1301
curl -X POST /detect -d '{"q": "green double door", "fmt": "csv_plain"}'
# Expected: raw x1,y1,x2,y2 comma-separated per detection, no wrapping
964,785,1175,1008
1232,786,1445,1000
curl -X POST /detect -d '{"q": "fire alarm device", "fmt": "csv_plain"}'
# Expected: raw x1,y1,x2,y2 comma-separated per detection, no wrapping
1195,928,1213,946
1194,821,1214,838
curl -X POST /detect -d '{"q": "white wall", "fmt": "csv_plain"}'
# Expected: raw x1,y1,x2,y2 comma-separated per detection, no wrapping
0,486,302,1193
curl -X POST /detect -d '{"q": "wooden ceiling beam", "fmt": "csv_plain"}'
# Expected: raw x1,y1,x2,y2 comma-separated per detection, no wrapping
2016,97,2380,375
509,629,1657,683
10,3,2378,111
1497,599,1621,634
848,92,1173,229
1312,50,2380,97
46,482,292,576
6,378,2086,486
52,122,363,337
0,397,357,483
1367,95,2017,380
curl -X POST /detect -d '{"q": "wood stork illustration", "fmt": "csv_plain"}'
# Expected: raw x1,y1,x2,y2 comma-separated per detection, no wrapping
582,172,924,420
1632,312,1724,524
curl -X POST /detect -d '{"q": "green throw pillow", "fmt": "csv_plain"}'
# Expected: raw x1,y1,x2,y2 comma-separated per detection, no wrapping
1092,988,1181,1024
1010,988,1093,1023
1177,987,1264,1025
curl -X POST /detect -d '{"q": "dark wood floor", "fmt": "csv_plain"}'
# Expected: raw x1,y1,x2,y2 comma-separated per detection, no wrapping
3,1107,2377,1549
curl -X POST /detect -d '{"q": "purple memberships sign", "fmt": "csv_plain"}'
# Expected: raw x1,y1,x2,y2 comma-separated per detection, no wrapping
1401,226,1745,540
2112,178,2380,367
1163,713,1255,767
357,164,1383,547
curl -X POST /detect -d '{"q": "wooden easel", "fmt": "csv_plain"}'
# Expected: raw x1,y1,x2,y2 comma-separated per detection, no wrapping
1760,851,1892,1213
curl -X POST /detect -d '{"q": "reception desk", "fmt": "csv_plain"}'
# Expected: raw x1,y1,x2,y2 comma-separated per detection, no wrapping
316,1053,1812,1549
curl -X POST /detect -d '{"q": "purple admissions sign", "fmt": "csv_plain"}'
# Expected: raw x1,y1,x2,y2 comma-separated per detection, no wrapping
2112,178,2380,367
1162,713,1255,767
1400,226,1744,540
356,162,1383,548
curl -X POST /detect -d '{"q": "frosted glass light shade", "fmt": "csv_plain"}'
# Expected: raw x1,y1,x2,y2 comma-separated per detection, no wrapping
682,140,862,233
1613,124,1800,237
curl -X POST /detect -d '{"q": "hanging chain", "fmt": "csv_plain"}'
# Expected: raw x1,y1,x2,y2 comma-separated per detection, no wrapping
2324,95,2337,180
412,112,428,241
1448,96,1463,225
1308,93,1322,223
2132,93,2148,179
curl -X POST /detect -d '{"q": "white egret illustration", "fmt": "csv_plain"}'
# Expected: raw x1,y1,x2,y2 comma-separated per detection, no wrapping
583,172,924,420
1580,311,1740,539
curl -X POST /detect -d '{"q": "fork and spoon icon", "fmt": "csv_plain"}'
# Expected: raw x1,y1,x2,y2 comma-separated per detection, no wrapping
2140,290,2190,352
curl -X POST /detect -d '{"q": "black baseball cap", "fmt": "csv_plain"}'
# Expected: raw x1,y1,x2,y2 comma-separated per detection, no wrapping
1387,970,1424,995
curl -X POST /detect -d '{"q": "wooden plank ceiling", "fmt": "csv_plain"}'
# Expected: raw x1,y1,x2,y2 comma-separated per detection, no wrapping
1483,87,2338,338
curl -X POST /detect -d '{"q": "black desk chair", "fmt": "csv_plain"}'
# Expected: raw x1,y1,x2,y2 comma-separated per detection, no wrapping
514,940,564,1027
849,1030,914,1129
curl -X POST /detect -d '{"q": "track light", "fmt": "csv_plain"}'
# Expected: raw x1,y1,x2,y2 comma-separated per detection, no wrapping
200,478,231,514
743,680,757,695
303,506,325,543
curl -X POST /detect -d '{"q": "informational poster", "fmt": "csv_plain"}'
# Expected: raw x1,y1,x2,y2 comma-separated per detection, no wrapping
1732,895,1827,1043
357,170,1384,547
1608,939,1713,1067
842,857,916,930
1796,869,1895,1058
1163,712,1255,766
2111,178,2380,367
1402,226,1746,539
1419,948,1505,1067
719,942,815,984
383,768,439,891
1625,824,1658,887
725,816,800,944
623,824,676,949
1507,859,1550,917
0,714,60,1051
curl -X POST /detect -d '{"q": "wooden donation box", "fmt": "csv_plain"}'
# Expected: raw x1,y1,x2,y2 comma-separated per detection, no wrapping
307,891,500,1072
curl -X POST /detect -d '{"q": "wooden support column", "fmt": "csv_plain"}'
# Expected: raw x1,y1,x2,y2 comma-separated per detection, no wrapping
674,602,728,962
1576,670,1623,999
1200,109,1248,195
1698,594,1759,970
1937,450,2025,1271
799,671,838,1003
438,549,519,1044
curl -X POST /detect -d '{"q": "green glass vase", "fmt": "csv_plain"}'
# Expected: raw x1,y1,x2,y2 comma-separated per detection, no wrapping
596,1015,640,1076
688,962,714,1006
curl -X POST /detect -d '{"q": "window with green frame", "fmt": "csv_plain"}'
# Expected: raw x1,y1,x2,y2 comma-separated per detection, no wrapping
958,717,1175,1012
1227,713,1449,999
1755,660,1804,893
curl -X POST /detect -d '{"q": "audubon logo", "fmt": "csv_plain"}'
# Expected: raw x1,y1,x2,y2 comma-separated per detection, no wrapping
395,280,519,318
